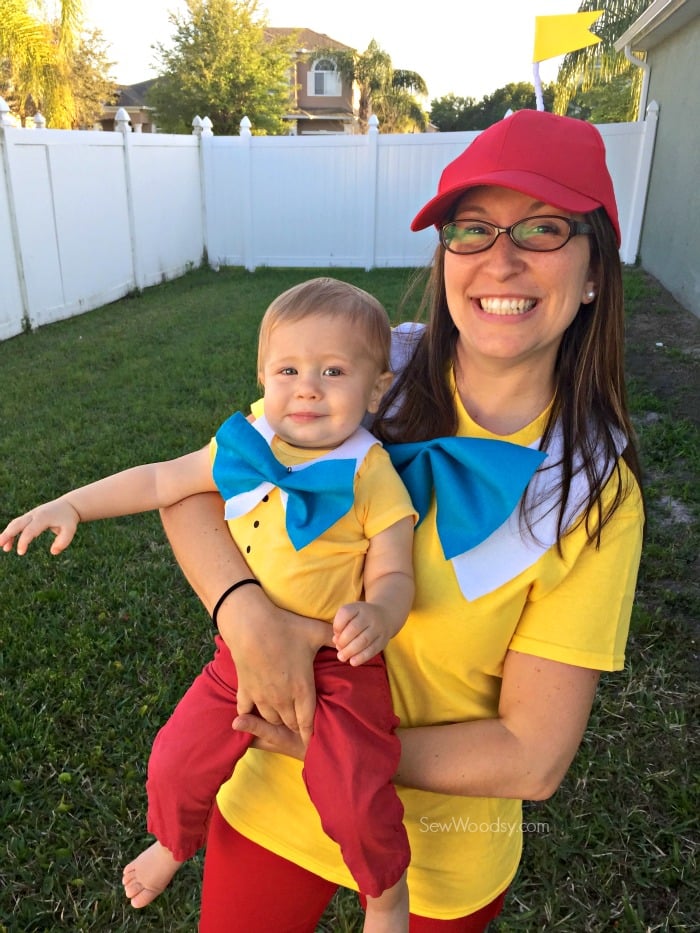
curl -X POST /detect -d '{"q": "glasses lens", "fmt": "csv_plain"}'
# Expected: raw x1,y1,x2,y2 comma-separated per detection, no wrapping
511,216,571,251
441,221,495,254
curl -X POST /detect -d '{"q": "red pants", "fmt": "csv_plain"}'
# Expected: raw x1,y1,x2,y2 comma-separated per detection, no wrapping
147,636,409,895
200,807,507,932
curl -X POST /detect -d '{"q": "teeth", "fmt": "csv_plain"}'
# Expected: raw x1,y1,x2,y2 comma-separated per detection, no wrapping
479,298,536,315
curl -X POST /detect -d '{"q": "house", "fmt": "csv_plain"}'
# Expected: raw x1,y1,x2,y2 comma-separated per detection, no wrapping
100,30,358,137
98,79,158,133
266,28,359,135
615,0,700,316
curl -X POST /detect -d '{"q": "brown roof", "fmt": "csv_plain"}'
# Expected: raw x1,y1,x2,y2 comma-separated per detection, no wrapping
265,27,355,52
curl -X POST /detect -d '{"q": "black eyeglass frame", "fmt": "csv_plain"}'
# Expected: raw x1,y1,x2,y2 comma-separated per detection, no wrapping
439,215,594,255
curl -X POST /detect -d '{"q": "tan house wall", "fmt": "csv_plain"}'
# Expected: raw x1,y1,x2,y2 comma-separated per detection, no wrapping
295,59,351,112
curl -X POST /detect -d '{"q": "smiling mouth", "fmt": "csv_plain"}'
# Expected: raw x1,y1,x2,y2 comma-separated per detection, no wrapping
479,298,537,315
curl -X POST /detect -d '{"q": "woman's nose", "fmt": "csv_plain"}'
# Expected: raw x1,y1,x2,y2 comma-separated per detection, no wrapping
484,232,527,276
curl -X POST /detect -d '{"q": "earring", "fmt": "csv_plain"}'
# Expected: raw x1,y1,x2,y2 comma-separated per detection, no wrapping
586,290,596,301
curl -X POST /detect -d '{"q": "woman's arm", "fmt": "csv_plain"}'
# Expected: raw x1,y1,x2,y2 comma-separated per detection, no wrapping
160,492,334,745
395,650,599,800
236,649,600,801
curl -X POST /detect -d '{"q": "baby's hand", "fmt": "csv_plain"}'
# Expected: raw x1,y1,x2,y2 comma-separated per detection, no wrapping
0,499,80,556
332,602,394,666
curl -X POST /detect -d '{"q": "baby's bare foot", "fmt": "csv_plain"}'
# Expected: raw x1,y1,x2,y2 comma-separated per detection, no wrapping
122,841,183,908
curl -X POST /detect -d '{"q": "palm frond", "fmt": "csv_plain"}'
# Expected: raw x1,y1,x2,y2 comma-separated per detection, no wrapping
391,69,428,96
554,0,653,117
0,0,82,126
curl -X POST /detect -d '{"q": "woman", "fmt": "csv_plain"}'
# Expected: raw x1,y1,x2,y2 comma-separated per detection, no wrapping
158,110,644,931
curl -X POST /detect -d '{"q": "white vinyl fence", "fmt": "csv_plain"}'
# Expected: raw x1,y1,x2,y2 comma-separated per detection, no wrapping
0,103,659,343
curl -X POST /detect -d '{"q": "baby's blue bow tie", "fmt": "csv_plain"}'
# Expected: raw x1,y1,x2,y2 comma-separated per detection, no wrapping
212,412,357,551
386,437,546,559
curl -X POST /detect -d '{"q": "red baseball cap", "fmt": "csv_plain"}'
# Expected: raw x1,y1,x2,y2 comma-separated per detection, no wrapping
411,110,621,246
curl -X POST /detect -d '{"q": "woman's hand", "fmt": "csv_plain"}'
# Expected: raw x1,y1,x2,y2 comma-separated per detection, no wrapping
233,712,307,760
217,587,334,746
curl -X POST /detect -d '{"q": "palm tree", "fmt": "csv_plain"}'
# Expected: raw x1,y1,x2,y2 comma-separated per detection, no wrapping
374,68,429,133
0,0,83,126
320,39,428,133
554,0,654,120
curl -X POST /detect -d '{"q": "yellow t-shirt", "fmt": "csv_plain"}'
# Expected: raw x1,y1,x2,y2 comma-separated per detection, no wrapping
211,433,416,622
216,398,644,919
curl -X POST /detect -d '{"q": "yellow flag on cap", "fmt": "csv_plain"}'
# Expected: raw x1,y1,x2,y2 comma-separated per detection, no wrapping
533,11,603,62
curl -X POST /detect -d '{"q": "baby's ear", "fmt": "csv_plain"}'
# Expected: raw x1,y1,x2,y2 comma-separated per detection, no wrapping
367,371,393,413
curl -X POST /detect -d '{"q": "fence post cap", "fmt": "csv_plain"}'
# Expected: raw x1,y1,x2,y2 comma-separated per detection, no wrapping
115,107,132,132
202,116,213,136
192,115,203,136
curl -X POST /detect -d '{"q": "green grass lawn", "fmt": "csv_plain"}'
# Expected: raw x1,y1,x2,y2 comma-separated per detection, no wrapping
0,266,697,931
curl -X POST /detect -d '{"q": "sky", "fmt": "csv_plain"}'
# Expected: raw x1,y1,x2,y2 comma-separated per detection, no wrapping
81,0,589,102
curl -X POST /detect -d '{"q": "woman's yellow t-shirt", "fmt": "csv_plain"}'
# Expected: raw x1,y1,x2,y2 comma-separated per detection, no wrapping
216,397,644,919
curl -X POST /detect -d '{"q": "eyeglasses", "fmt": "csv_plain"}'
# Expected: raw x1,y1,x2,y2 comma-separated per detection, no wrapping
440,215,594,255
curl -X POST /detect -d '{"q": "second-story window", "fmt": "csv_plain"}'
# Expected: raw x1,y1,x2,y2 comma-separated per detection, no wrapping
308,58,341,96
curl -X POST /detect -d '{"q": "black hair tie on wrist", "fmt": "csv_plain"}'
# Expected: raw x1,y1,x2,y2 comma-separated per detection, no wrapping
211,578,262,629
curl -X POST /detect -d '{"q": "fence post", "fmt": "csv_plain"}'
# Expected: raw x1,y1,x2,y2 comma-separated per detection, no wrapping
0,97,13,127
0,98,32,333
623,100,659,265
240,116,255,272
196,116,215,268
364,115,380,271
116,106,141,291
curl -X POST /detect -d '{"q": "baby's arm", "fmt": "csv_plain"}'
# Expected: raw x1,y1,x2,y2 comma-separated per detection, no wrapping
332,515,414,666
1,446,215,556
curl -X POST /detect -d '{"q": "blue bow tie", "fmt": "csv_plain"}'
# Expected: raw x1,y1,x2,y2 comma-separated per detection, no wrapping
212,412,358,551
386,437,546,559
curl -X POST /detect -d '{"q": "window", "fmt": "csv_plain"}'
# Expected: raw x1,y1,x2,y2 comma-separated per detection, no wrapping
308,58,341,97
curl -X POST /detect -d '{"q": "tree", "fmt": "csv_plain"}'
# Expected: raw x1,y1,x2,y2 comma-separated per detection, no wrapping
429,94,480,132
319,39,428,133
371,68,429,133
479,82,555,126
554,0,654,120
430,83,555,132
70,28,117,129
146,0,297,135
0,0,83,126
567,72,636,123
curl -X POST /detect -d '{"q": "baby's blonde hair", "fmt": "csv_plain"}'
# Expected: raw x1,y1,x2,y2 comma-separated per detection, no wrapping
257,277,391,379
